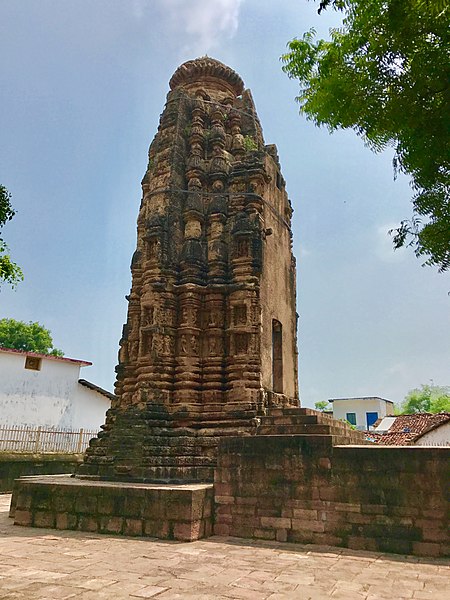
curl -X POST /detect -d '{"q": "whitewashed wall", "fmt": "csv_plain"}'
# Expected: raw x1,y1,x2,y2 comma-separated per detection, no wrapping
415,421,450,446
332,397,394,430
0,352,110,431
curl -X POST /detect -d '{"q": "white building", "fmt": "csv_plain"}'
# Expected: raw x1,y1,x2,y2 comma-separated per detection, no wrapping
329,396,394,431
416,420,450,445
0,347,113,431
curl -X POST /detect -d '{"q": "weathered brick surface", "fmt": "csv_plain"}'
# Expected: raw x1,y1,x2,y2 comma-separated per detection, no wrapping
214,435,449,557
0,453,82,493
11,476,213,541
124,518,143,536
34,510,55,528
55,512,77,530
13,509,32,526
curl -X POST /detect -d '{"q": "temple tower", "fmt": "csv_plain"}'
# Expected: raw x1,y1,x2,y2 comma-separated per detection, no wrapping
79,57,299,483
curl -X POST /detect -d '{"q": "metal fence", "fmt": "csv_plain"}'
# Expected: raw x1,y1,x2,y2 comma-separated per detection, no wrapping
0,425,98,453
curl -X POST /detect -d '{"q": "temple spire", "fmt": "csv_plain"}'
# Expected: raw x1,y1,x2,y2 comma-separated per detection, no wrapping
78,58,299,483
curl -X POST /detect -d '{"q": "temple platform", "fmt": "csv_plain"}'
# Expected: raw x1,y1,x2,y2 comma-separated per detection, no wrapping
9,475,213,542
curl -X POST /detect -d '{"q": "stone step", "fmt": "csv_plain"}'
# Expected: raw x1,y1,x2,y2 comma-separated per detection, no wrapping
312,433,363,445
108,456,218,468
131,418,255,429
247,433,355,447
256,423,352,436
259,414,320,426
260,406,367,444
267,407,316,417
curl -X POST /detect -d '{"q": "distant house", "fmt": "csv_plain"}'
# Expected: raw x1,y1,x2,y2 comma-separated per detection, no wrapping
368,412,450,446
329,396,394,430
0,347,113,431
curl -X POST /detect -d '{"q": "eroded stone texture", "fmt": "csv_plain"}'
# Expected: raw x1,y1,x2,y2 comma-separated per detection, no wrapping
10,476,213,541
78,58,299,483
214,436,450,557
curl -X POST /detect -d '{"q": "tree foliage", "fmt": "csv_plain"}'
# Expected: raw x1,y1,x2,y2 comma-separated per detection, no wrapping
399,384,450,414
0,185,23,287
282,0,449,271
0,318,64,356
315,400,331,411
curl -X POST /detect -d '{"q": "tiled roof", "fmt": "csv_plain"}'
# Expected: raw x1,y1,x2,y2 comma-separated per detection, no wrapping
0,346,91,366
369,412,450,445
388,412,450,434
369,431,416,445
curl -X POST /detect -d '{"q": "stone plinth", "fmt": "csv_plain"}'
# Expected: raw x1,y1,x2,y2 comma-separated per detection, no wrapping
10,475,213,541
214,435,450,557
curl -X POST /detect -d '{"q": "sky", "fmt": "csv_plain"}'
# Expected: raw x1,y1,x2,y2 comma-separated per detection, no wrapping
0,0,448,409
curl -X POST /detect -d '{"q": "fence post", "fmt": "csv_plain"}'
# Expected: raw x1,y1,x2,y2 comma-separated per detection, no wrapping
77,428,84,453
34,426,42,453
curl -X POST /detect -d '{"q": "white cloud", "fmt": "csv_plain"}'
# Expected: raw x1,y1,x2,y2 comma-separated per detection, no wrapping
160,0,243,55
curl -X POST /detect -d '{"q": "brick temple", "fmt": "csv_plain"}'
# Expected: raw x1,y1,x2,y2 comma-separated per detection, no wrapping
12,60,446,556
77,57,300,484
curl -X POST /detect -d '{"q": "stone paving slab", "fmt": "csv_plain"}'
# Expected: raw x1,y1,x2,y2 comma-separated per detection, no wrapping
0,494,448,599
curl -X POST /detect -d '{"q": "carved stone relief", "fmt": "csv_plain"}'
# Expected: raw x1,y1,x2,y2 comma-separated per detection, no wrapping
234,333,249,355
235,238,249,258
233,305,247,326
147,238,160,261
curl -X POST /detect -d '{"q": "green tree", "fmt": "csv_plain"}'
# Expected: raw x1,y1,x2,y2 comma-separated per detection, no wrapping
0,318,64,356
399,384,450,414
282,0,449,271
315,400,331,411
0,186,23,287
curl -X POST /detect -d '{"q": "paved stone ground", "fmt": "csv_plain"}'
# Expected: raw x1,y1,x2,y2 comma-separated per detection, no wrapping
0,494,448,600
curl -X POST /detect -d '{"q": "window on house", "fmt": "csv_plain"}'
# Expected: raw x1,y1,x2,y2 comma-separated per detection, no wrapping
25,356,42,371
346,412,357,426
366,412,378,429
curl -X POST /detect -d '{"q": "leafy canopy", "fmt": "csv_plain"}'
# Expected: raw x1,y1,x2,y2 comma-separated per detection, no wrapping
315,400,331,411
398,384,450,414
0,185,23,287
282,0,449,271
0,318,64,356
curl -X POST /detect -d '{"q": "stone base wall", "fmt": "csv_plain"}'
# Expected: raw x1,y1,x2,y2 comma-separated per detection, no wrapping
78,403,257,483
10,476,213,542
0,453,82,493
214,436,449,557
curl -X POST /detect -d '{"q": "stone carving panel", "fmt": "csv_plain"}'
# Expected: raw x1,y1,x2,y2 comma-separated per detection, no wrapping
234,333,249,355
233,305,247,326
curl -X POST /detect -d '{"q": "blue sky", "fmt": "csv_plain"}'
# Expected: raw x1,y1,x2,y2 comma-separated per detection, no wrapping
1,0,448,408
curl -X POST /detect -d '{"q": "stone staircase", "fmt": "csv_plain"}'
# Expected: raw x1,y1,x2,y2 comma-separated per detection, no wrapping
256,406,367,445
79,403,367,483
